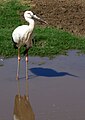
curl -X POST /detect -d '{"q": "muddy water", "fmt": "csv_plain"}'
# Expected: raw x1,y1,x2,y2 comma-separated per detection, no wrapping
0,50,85,120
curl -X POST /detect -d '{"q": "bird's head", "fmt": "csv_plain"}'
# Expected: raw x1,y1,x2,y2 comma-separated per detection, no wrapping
24,11,34,19
24,11,48,24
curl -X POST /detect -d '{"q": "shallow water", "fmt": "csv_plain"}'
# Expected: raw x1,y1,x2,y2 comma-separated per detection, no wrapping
0,50,85,120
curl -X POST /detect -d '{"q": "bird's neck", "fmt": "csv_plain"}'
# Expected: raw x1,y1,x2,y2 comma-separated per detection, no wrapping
26,18,35,31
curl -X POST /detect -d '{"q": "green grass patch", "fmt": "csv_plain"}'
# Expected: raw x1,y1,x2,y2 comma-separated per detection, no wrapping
0,0,85,57
29,27,85,57
0,0,29,57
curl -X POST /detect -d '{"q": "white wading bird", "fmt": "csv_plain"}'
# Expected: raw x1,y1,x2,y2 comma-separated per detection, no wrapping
12,11,47,80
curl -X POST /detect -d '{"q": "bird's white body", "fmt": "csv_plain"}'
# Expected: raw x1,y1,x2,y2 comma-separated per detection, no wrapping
12,11,46,49
12,15,35,48
12,25,33,43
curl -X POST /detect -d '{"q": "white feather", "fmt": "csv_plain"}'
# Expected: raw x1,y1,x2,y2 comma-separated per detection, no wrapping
12,11,35,48
12,10,46,48
12,24,34,43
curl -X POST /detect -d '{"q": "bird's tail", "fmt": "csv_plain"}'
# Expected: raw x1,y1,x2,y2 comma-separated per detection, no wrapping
12,37,18,49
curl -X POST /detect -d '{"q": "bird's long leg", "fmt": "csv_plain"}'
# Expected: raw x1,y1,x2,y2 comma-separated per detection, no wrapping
17,77,20,100
16,48,21,80
25,50,29,100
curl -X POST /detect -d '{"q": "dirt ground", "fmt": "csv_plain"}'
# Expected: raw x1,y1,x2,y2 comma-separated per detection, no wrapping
27,0,85,36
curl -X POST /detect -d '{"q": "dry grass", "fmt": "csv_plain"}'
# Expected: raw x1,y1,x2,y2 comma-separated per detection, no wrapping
20,0,35,7
0,0,8,3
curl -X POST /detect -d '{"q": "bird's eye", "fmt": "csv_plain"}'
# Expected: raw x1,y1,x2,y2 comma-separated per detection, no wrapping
28,13,31,15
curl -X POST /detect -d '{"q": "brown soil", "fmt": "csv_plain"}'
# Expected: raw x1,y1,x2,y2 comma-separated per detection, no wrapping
28,0,85,36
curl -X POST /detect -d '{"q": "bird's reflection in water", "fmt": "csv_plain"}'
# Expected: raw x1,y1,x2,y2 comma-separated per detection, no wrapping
13,80,35,120
13,95,35,120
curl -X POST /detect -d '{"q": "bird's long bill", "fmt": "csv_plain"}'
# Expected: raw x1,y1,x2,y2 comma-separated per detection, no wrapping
33,15,47,24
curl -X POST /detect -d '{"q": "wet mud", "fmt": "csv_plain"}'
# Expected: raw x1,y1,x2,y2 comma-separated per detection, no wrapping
0,50,85,120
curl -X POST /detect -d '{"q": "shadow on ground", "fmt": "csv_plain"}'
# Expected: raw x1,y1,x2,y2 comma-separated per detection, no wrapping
30,67,77,77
